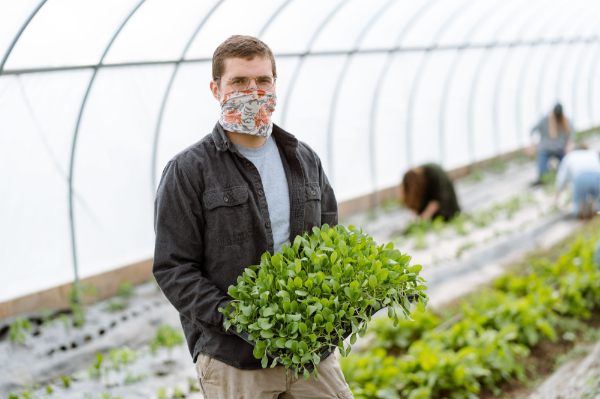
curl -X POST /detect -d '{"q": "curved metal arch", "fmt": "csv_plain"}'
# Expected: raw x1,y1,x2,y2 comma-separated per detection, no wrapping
150,0,296,193
148,0,229,194
403,0,478,166
0,0,48,72
587,41,600,125
436,0,510,164
555,12,600,121
555,37,585,124
488,0,560,152
534,7,589,130
67,0,146,302
257,0,294,38
570,38,596,125
568,15,600,126
513,1,573,149
322,0,397,189
279,0,350,127
463,0,539,160
554,38,578,108
150,0,295,192
366,0,440,195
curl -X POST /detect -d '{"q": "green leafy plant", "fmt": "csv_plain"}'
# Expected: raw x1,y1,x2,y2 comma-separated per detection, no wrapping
8,317,32,345
367,302,440,353
467,168,484,182
124,373,147,384
116,282,134,299
107,347,137,372
340,348,402,399
59,375,71,389
68,283,97,328
105,282,135,313
88,352,104,379
187,377,200,392
488,158,508,174
98,394,123,399
455,241,475,258
172,388,185,399
157,388,168,399
105,301,128,312
450,214,469,236
342,235,600,398
150,325,185,358
221,224,427,378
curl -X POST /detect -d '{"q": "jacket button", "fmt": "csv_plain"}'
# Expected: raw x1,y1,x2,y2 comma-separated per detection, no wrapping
223,195,230,203
258,189,264,196
310,190,316,195
265,220,271,229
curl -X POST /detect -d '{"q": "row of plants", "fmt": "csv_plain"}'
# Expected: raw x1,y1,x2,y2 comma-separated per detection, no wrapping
6,324,186,399
3,282,138,348
397,191,539,252
341,231,600,399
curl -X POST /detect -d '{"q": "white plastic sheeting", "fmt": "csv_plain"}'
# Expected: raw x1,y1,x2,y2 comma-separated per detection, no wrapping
1,0,600,301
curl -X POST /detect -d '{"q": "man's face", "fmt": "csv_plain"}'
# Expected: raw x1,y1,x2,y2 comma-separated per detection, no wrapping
210,56,275,102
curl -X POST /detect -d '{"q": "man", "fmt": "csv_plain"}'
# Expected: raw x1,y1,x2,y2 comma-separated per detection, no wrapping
554,143,600,219
153,35,353,399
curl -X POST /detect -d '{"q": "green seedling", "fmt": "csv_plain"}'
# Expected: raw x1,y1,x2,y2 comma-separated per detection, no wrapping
221,224,427,378
150,325,185,358
8,317,32,345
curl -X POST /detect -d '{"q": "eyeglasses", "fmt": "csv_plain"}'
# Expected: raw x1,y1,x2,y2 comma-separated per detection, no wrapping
222,76,276,91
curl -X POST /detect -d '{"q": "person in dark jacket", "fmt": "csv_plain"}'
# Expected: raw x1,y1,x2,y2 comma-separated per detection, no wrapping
400,163,461,221
153,35,353,399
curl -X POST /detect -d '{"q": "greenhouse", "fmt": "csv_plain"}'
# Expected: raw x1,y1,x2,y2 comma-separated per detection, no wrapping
1,0,600,398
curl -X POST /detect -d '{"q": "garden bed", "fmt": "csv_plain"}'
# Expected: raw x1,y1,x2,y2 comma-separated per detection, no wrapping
341,219,600,399
2,133,599,399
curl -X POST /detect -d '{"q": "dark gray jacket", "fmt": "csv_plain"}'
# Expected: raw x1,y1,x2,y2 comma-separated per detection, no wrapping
153,123,338,368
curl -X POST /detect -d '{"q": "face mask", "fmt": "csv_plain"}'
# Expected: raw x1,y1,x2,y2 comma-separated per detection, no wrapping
218,89,277,137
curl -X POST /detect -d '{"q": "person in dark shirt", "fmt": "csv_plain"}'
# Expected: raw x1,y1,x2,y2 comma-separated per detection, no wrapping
400,163,461,221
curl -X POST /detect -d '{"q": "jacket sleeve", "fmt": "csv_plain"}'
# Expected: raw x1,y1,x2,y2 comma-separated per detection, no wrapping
153,160,230,329
317,157,338,227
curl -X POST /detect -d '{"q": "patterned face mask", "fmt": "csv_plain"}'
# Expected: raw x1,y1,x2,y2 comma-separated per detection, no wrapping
218,89,277,137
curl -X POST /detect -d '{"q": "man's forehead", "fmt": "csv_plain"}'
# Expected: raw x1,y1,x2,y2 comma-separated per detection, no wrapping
222,56,272,77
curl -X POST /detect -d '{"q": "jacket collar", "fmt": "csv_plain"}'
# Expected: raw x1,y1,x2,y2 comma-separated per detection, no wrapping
211,122,298,152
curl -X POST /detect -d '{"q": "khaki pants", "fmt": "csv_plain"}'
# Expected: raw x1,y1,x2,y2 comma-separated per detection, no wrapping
195,351,354,399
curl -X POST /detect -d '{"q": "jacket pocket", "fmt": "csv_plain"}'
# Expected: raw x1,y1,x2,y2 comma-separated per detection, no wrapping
203,186,252,246
304,183,322,230
203,185,249,209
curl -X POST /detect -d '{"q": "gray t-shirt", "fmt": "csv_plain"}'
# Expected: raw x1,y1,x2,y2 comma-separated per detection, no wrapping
236,136,290,252
531,115,573,153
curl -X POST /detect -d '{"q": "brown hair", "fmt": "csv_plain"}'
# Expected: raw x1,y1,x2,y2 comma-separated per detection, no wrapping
212,35,277,81
549,103,570,137
401,168,427,212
